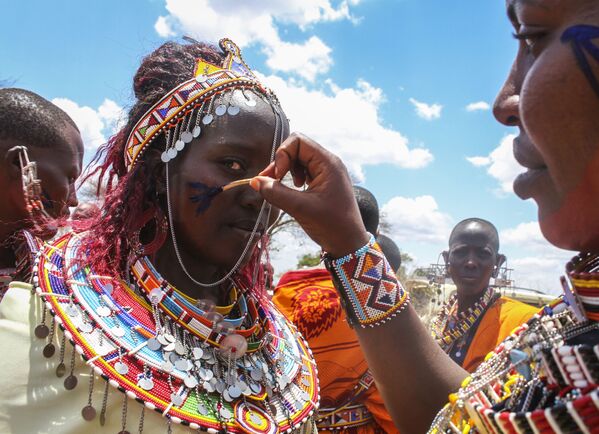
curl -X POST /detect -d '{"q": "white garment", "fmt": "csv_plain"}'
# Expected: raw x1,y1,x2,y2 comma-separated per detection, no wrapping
0,286,199,434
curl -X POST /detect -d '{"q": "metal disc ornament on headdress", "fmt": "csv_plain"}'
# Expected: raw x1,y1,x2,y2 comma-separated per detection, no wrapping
124,38,279,172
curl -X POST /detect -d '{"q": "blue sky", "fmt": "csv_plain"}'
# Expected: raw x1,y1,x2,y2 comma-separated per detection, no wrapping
1,0,571,292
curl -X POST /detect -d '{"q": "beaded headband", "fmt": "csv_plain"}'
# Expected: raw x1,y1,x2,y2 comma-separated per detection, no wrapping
124,38,278,172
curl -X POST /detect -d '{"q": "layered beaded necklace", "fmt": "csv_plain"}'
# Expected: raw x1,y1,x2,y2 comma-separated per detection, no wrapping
430,287,498,352
428,254,599,434
32,233,319,433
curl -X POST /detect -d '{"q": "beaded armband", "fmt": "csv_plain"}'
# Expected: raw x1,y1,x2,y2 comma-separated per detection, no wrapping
324,234,410,328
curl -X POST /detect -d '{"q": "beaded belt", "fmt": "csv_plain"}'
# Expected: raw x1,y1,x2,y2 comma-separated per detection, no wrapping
316,403,374,431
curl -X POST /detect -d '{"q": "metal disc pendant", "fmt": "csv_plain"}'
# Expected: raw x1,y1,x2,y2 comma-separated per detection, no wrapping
96,305,111,317
64,374,78,390
228,385,241,398
115,361,129,375
192,347,203,360
228,105,240,116
81,405,96,421
161,361,174,373
167,148,177,159
66,305,79,317
181,131,193,143
202,114,213,125
111,325,126,337
171,393,184,407
79,322,93,333
203,380,215,392
245,98,256,107
147,337,161,351
174,359,189,371
249,382,261,394
196,74,208,83
56,362,66,377
184,375,198,388
223,389,233,402
174,139,185,151
174,341,186,356
139,378,154,391
192,125,201,138
198,403,209,415
35,324,50,338
215,104,227,116
43,343,56,358
160,151,170,163
220,407,233,419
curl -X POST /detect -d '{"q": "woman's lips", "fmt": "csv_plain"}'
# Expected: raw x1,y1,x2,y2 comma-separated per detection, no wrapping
513,167,550,200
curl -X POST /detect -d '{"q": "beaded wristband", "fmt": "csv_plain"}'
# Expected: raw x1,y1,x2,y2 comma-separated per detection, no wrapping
324,234,410,328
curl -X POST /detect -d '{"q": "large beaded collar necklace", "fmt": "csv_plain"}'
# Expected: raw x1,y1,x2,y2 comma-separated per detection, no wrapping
32,233,319,433
430,287,498,352
429,293,599,434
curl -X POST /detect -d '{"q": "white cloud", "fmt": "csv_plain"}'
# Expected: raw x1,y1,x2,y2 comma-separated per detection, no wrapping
465,101,490,112
500,221,573,295
264,36,332,82
153,0,361,81
467,134,522,195
154,15,175,37
409,97,442,120
269,228,320,280
466,156,490,167
261,75,433,180
52,98,124,151
381,195,453,244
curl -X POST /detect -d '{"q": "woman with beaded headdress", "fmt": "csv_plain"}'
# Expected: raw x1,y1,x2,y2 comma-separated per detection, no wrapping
248,0,599,433
0,39,322,433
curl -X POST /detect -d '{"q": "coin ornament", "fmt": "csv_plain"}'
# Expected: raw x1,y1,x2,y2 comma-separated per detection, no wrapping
235,401,277,434
82,405,96,421
34,323,50,338
64,374,78,390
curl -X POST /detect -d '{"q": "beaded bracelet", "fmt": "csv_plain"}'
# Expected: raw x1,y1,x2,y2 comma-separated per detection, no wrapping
324,234,410,328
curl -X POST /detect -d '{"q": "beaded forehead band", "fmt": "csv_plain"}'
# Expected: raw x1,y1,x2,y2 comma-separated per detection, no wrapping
124,38,279,172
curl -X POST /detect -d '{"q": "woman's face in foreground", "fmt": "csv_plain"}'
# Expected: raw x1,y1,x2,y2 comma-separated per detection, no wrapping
166,90,285,271
494,0,599,251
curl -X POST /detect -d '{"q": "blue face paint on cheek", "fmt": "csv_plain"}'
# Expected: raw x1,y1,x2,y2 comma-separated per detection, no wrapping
561,25,599,98
188,182,225,215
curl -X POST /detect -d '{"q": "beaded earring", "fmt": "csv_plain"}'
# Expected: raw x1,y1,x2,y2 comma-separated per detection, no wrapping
18,146,53,236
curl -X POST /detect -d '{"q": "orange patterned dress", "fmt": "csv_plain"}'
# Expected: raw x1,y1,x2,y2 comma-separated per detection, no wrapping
273,268,398,434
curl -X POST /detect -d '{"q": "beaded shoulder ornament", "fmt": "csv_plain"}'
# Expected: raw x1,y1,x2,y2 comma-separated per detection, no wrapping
32,233,319,433
428,254,599,434
430,288,498,352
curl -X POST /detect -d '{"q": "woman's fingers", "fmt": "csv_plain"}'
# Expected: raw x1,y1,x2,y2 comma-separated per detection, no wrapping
252,132,369,257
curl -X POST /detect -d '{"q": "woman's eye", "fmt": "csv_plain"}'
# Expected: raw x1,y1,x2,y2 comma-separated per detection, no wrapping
512,27,547,54
224,160,243,171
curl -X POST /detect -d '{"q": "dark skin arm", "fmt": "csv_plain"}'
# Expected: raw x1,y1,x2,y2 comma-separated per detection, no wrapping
250,133,468,433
